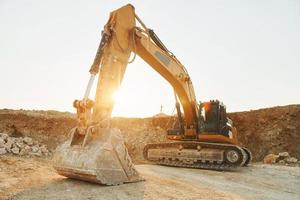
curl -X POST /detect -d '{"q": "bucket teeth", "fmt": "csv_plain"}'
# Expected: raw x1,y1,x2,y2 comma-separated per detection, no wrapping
52,127,142,185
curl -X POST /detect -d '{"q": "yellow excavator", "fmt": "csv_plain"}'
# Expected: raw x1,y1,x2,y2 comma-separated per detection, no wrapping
53,4,251,185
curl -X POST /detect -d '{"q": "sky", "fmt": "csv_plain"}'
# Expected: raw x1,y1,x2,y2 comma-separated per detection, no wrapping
0,0,299,117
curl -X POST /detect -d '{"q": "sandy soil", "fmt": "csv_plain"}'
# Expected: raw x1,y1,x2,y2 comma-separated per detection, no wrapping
1,155,299,200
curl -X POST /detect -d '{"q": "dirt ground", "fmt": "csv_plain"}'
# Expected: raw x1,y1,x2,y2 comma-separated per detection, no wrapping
0,155,299,200
0,105,299,199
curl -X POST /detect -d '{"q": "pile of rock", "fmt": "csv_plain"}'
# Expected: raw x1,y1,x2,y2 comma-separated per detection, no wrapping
0,133,51,157
263,152,299,166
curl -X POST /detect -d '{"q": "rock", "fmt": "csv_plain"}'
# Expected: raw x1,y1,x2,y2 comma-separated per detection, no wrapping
0,147,7,155
19,145,31,156
285,157,298,164
4,138,13,151
0,138,5,148
30,151,42,157
24,145,31,151
19,149,27,156
278,160,285,164
0,133,9,140
278,152,290,160
23,137,33,146
263,154,279,164
14,137,23,144
40,145,49,154
15,141,24,149
11,147,20,155
0,134,49,157
31,145,39,153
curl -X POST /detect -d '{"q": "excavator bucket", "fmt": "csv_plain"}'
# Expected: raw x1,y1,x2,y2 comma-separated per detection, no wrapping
52,127,142,185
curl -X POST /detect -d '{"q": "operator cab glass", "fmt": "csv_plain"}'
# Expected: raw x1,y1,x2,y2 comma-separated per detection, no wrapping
199,100,232,137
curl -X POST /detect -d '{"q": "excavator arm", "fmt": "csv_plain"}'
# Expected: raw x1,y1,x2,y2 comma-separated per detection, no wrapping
86,4,198,138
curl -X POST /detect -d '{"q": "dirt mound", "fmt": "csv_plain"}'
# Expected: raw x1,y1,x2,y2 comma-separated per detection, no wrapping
229,105,300,161
0,105,299,162
0,109,77,149
152,112,169,118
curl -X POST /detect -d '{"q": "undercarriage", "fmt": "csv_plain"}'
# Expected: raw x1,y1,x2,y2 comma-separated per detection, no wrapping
144,142,252,170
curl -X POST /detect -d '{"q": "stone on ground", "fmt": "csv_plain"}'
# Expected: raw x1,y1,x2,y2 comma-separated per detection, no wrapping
23,137,33,146
11,147,20,155
263,154,279,164
278,152,290,159
285,157,298,164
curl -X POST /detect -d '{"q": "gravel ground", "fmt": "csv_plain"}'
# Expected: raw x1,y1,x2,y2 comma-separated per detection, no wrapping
1,155,299,200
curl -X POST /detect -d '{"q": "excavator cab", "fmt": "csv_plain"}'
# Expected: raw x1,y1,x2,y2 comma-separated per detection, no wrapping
199,100,233,138
167,100,234,140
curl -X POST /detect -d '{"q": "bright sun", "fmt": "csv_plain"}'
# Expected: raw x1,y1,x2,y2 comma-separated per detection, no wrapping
109,58,176,118
112,90,122,105
111,87,139,117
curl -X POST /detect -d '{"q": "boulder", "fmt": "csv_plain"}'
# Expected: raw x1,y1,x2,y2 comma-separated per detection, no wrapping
4,138,13,151
31,145,39,153
14,137,23,144
30,150,42,157
19,145,31,156
0,133,9,141
11,147,20,155
23,137,33,146
278,152,290,160
263,154,279,164
15,141,24,149
24,145,31,151
285,157,298,164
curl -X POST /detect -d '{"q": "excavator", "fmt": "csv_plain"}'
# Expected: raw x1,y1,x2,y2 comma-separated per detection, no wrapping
53,4,251,185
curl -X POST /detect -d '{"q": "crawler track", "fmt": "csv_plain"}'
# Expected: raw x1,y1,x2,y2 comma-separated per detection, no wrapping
143,142,251,171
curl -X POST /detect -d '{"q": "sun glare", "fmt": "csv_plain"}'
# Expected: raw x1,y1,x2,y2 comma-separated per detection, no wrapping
111,87,137,117
112,90,122,105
